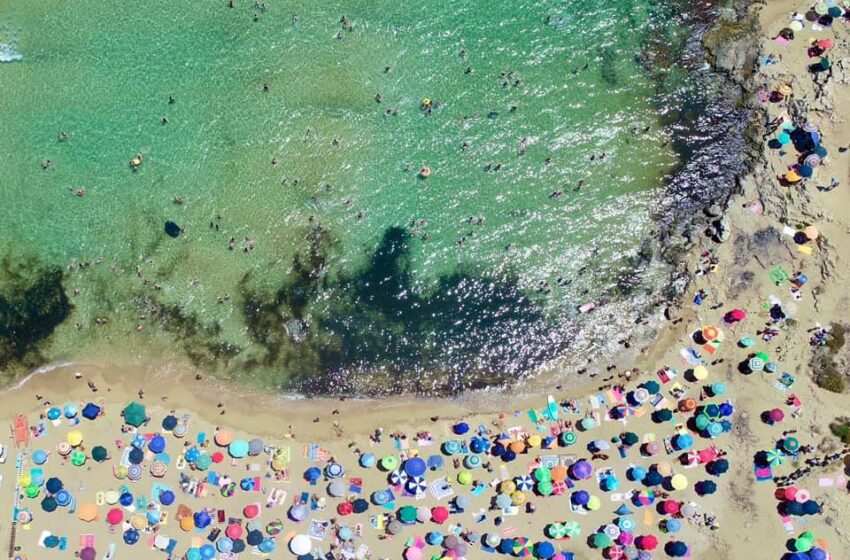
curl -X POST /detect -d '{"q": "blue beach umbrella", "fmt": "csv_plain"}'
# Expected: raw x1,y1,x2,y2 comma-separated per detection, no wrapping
47,407,62,421
55,490,71,506
147,510,161,524
427,532,444,546
64,403,78,418
629,466,647,482
454,422,470,435
799,165,814,178
259,539,276,553
199,544,216,560
119,492,134,507
217,538,234,553
778,132,791,145
304,467,321,483
81,403,101,420
229,439,249,458
44,536,59,548
404,457,427,478
359,453,376,468
123,529,140,545
194,510,212,529
674,434,694,451
231,539,245,553
666,518,682,533
129,447,144,465
159,490,175,505
149,435,166,453
32,450,48,465
45,477,63,494
161,415,178,431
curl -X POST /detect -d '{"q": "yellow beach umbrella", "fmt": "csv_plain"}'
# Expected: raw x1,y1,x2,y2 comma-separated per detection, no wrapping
180,516,195,531
693,365,708,381
457,471,473,485
67,430,84,447
271,456,287,472
500,480,516,494
526,434,542,448
671,473,688,491
586,495,601,511
19,474,32,487
511,491,526,505
131,515,147,529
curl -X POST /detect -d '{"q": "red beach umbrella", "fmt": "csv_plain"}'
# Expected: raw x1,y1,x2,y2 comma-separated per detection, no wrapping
636,534,658,550
243,504,260,519
662,500,679,515
211,452,224,463
431,506,449,523
106,508,124,525
226,523,243,539
337,502,354,516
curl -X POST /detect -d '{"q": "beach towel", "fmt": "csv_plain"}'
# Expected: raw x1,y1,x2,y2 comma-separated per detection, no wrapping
775,36,790,46
642,510,653,526
754,465,773,481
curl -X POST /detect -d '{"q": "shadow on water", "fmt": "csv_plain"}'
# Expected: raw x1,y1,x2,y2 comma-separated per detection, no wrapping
239,226,565,395
0,255,72,374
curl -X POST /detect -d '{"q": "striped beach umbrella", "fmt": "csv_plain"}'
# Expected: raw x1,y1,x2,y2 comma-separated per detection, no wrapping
560,431,577,446
515,475,534,491
389,469,408,487
406,476,427,496
127,465,143,481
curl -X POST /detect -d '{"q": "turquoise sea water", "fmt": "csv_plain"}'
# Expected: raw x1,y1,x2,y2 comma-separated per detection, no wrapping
1,0,697,393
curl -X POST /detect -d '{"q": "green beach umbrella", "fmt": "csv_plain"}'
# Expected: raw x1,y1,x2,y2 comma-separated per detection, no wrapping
547,523,567,539
26,484,40,498
458,471,473,485
71,451,86,466
795,536,813,552
783,437,800,453
695,414,711,431
622,432,639,446
819,58,830,71
642,380,660,395
560,431,577,446
537,480,554,496
754,351,769,362
534,467,551,482
380,455,399,471
592,533,612,548
123,402,147,427
765,449,785,467
398,506,418,524
196,454,212,470
563,521,582,538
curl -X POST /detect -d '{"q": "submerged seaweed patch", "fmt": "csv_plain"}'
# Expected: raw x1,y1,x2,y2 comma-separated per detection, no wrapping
239,226,564,395
0,256,72,372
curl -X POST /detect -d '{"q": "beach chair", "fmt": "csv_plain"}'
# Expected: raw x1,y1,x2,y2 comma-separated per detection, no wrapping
95,492,105,506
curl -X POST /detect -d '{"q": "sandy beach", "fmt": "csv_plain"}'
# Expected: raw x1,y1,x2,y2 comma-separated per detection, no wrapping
3,1,850,560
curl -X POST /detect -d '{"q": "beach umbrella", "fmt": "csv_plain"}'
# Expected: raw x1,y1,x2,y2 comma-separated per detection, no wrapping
127,464,142,481
778,132,791,145
25,484,40,499
328,480,346,497
32,449,48,465
41,495,58,512
325,462,344,479
123,528,140,545
769,408,785,423
226,523,244,539
534,466,552,482
371,490,390,506
431,506,449,523
782,437,800,453
47,407,62,421
593,533,613,548
123,402,146,427
162,415,178,431
495,493,513,510
170,423,188,439
246,529,263,546
158,489,175,506
501,449,517,462
198,543,215,560
458,470,473,485
464,454,482,469
709,459,729,475
666,518,682,533
304,467,322,483
604,524,621,540
601,476,619,492
103,490,119,505
632,388,650,405
352,499,369,514
128,447,144,465
398,505,418,524
538,480,554,496
453,422,470,435
707,422,724,437
119,492,134,507
247,437,263,456
670,474,688,491
619,517,637,533
71,450,86,466
80,547,96,560
149,435,166,453
415,506,431,523
696,480,717,496
88,445,108,462
150,461,167,477
748,357,765,372
44,535,59,548
81,402,101,420
470,437,490,454
44,476,63,493
64,403,78,418
527,434,543,448
67,430,84,447
571,460,592,480
513,474,532,491
587,495,601,511
336,502,354,516
406,476,427,496
512,491,527,505
512,536,532,557
580,417,597,430
710,383,727,396
636,535,658,551
692,365,708,381
358,452,377,468
547,523,567,539
381,455,399,470
244,504,260,519
230,539,245,554
455,495,471,511
666,541,688,557
194,510,211,529
229,439,249,458
644,442,661,456
794,536,813,552
629,467,647,482
289,504,308,521
673,434,693,451
536,541,556,559
803,500,821,515
216,538,233,553
55,489,71,507
560,431,577,446
809,548,828,560
428,531,445,546
403,456,427,477
654,409,673,423
214,429,233,446
661,500,679,515
258,538,276,553
107,507,124,525
386,521,402,535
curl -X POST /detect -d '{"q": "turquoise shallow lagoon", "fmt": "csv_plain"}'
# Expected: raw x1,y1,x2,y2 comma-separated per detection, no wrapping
0,0,723,393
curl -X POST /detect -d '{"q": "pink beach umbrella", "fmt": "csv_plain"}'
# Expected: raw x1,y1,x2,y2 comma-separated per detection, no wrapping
769,408,785,423
405,547,424,560
106,508,124,525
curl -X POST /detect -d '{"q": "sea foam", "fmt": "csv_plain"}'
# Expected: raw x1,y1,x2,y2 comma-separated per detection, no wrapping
0,43,22,62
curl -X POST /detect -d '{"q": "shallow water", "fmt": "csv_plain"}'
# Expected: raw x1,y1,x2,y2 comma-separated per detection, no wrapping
0,0,715,393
